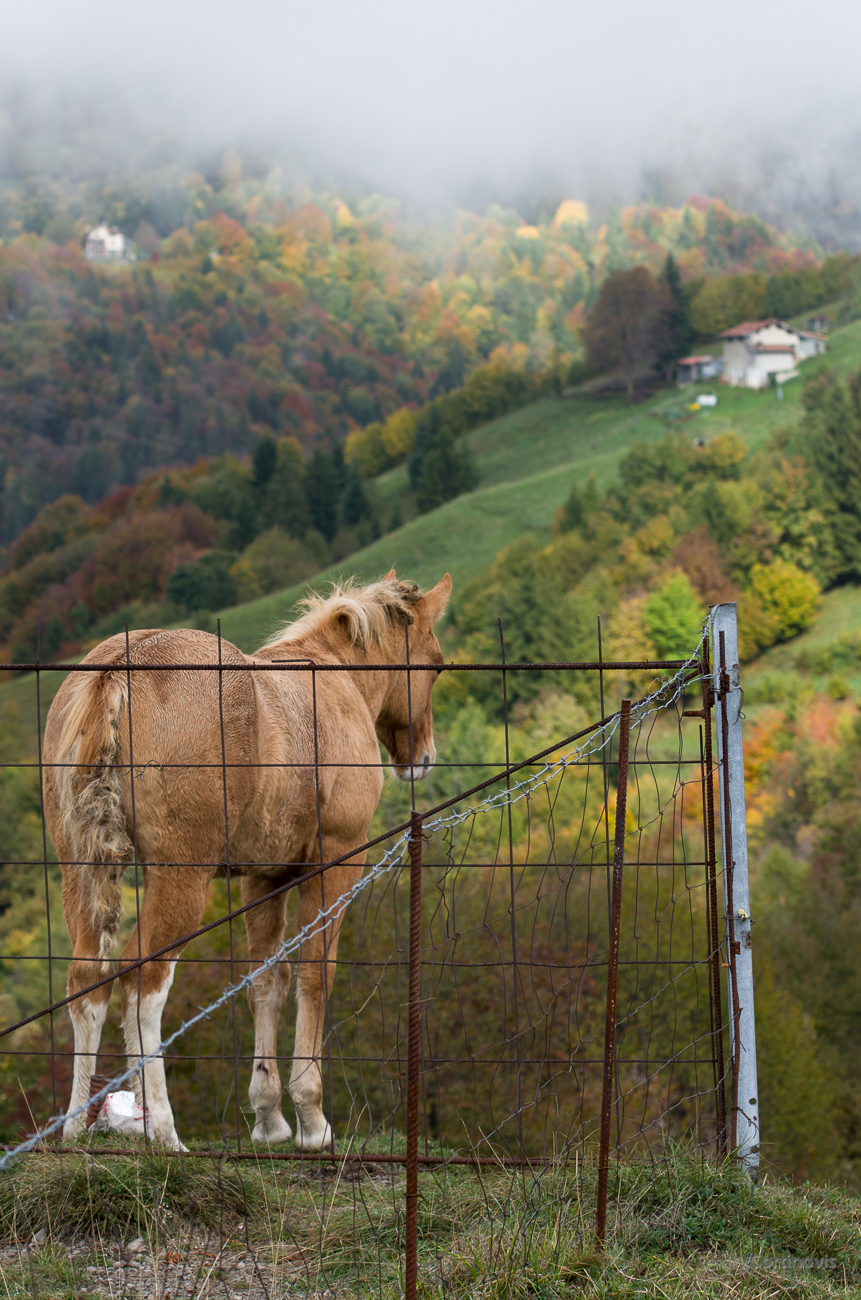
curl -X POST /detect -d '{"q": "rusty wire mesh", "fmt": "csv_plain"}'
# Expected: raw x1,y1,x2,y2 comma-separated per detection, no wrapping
0,618,737,1297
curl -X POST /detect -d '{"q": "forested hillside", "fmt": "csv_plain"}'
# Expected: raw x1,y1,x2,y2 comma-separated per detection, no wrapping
2,151,853,546
2,151,860,664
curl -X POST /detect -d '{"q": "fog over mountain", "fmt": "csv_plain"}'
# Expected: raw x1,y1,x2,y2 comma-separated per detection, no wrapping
3,0,861,243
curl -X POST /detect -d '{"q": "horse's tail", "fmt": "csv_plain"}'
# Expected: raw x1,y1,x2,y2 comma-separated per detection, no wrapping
55,669,134,971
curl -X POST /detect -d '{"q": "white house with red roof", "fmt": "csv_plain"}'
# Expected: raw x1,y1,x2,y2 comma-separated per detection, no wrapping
718,318,826,388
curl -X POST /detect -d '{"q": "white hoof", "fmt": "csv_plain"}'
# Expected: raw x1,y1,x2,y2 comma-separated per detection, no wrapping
252,1111,293,1144
294,1115,333,1151
152,1126,187,1152
148,1114,187,1151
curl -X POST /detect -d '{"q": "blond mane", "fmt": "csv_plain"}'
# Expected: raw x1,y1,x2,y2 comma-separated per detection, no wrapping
264,577,424,651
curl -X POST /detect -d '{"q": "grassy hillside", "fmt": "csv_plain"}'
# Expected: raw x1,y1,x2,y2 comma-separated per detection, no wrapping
218,317,861,651
3,316,860,698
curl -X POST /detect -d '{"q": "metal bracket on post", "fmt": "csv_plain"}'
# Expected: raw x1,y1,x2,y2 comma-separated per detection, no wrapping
710,603,760,1177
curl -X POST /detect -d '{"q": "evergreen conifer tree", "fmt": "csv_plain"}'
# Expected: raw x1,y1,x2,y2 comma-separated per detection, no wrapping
341,468,370,525
252,434,278,489
330,439,349,497
414,427,478,513
659,253,695,366
557,474,600,533
260,439,312,537
802,368,861,579
304,447,340,541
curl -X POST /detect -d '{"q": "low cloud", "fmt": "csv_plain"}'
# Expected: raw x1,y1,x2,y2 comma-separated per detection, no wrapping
3,0,861,242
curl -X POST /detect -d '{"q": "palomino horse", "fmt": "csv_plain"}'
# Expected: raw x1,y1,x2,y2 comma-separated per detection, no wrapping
43,572,450,1150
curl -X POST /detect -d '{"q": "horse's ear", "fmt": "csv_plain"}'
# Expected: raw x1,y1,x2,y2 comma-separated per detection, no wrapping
383,568,396,580
420,574,452,625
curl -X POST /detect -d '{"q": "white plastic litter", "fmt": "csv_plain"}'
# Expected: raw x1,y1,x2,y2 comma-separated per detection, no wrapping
697,394,718,407
89,1090,150,1137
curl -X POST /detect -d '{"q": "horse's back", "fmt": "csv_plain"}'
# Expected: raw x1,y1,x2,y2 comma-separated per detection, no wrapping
45,628,260,868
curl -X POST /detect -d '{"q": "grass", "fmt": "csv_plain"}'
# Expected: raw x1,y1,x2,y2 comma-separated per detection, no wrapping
744,586,861,707
0,1145,859,1297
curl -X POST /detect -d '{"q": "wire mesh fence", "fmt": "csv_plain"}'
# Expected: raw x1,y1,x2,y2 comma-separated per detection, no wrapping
0,587,753,1297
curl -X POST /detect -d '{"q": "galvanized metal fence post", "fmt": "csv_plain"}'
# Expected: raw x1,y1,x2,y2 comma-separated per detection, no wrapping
404,809,423,1299
596,698,631,1245
711,602,760,1177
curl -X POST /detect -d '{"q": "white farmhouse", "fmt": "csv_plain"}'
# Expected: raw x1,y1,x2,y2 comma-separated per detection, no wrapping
718,318,826,388
84,224,128,261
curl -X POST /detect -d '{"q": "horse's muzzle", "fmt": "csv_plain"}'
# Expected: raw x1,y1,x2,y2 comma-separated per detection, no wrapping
392,749,434,781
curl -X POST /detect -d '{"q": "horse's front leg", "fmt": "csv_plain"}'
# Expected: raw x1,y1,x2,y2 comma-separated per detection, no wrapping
242,875,292,1143
290,852,365,1150
119,866,210,1150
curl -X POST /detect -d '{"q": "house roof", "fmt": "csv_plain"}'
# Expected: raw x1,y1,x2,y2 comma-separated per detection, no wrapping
797,329,826,340
87,223,121,237
678,355,715,365
717,318,796,339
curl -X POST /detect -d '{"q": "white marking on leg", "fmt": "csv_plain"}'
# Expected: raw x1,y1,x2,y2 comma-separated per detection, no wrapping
289,985,333,1151
249,968,291,1144
122,962,185,1149
65,996,109,1140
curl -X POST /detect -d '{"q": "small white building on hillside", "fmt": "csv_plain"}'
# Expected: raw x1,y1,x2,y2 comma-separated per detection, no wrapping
677,354,724,385
84,224,128,261
796,328,828,360
718,318,825,389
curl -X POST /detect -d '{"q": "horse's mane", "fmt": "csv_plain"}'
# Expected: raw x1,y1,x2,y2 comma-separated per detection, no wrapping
264,577,424,651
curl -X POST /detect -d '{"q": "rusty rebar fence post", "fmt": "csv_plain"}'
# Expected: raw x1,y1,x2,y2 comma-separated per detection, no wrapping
595,698,631,1246
405,808,423,1299
700,640,727,1156
87,1074,109,1130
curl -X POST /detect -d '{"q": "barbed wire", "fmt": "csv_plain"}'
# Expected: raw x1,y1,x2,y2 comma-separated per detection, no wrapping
0,616,714,1169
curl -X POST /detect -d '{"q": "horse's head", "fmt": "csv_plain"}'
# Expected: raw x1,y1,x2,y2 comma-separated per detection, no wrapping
265,571,452,782
376,572,451,781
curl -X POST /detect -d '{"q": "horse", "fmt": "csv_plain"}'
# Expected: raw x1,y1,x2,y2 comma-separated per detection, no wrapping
43,571,451,1150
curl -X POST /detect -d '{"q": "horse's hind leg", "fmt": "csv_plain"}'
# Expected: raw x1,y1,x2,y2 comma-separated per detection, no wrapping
242,876,292,1143
290,853,364,1150
61,866,112,1140
119,866,211,1149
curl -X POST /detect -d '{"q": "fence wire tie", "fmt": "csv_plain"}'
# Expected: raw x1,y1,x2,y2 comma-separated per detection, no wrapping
0,614,715,1171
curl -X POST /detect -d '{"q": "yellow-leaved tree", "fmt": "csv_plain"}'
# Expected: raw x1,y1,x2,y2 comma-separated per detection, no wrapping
738,559,820,659
345,423,388,477
380,408,416,462
689,272,767,336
